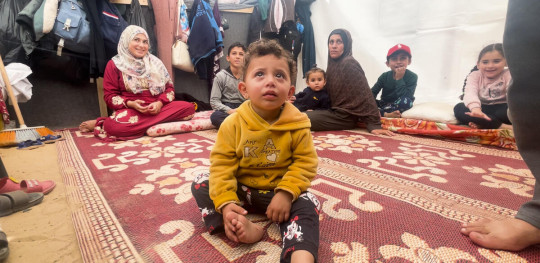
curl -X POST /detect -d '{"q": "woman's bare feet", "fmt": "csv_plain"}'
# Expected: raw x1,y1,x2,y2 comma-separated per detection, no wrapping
468,122,479,129
384,110,402,118
79,120,97,133
231,214,264,244
461,218,540,251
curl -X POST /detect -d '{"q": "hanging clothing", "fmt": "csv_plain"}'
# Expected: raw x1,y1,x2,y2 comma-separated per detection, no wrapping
263,0,295,33
295,0,316,77
188,0,223,80
1,0,35,64
212,0,224,81
258,0,269,20
80,0,110,78
247,5,264,44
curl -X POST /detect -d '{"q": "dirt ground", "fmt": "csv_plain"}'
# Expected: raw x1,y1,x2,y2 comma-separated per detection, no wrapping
0,141,82,263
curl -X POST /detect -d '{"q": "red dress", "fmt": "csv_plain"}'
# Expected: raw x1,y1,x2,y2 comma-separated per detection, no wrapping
94,61,195,141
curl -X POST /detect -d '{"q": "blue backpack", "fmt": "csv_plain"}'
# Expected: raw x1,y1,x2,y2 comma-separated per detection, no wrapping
53,0,91,55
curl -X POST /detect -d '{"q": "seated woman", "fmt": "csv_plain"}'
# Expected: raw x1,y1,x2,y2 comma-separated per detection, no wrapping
79,25,195,141
305,29,393,136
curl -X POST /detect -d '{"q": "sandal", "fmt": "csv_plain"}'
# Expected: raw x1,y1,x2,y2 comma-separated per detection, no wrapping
0,229,8,261
39,134,64,144
0,177,56,195
0,190,44,217
16,140,44,150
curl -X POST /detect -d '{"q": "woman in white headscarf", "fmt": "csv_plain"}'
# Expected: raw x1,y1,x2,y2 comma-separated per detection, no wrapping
79,25,195,141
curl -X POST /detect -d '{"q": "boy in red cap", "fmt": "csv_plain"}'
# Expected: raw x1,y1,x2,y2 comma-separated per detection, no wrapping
371,44,418,118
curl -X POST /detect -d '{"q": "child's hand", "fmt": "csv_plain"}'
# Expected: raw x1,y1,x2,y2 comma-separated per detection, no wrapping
222,203,247,242
393,67,406,80
288,95,296,103
266,191,293,223
466,108,492,121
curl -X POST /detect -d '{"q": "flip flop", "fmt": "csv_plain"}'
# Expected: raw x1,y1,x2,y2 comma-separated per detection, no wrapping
0,230,8,261
39,134,64,144
0,190,44,217
16,140,44,150
0,177,56,195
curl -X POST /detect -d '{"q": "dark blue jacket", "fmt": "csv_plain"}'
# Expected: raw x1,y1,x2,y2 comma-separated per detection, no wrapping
293,88,331,112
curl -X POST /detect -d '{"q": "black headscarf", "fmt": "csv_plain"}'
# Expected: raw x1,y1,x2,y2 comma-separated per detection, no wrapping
327,28,353,62
325,28,382,131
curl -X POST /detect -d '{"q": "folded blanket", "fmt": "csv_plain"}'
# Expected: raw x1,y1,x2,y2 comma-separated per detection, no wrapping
381,117,516,150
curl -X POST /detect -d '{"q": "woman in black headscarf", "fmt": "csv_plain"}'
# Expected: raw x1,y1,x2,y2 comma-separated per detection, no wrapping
306,29,393,135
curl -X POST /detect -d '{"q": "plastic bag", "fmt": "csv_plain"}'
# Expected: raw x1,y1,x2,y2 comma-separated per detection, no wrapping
0,0,34,64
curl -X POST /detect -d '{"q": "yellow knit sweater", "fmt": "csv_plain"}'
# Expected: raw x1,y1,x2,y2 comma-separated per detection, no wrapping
209,101,318,212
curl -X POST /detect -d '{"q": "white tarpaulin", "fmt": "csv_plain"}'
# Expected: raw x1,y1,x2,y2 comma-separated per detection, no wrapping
298,0,507,105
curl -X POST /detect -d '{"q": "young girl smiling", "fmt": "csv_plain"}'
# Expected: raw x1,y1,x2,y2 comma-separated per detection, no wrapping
453,43,512,129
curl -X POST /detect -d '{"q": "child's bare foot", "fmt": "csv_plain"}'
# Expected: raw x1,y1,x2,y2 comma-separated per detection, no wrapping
461,218,540,251
468,122,479,129
79,120,97,132
231,214,264,244
384,110,401,118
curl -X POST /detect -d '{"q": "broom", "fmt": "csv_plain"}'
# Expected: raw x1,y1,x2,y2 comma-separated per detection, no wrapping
0,54,54,147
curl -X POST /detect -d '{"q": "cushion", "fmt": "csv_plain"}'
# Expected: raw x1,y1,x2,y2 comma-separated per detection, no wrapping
146,110,216,137
401,102,458,124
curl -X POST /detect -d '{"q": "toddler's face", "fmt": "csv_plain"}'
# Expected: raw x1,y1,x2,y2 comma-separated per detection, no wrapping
477,50,506,79
239,55,294,119
306,72,326,91
386,52,410,72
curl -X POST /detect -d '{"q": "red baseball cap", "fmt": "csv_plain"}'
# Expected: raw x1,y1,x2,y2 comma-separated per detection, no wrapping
387,44,411,58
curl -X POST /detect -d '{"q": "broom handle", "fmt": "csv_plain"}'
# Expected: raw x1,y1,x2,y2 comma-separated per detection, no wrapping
0,55,27,128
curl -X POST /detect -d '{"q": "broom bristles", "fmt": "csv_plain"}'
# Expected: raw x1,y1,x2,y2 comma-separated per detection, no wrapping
0,126,55,147
0,131,16,147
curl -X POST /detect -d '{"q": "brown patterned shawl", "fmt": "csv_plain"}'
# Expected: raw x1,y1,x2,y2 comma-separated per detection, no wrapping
326,29,382,131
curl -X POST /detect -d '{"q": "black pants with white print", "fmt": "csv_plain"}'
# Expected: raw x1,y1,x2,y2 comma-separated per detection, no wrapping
191,173,320,262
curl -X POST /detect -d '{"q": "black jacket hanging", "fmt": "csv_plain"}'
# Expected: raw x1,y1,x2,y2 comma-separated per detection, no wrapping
295,0,316,77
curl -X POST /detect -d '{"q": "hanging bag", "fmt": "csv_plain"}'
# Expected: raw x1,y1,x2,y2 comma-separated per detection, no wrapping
52,0,91,55
172,0,195,72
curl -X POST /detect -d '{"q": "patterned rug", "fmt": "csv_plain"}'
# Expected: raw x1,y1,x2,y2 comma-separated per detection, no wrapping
57,129,540,262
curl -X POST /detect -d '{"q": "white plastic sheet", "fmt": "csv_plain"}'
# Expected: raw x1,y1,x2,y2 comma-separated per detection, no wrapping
0,63,33,103
297,0,507,105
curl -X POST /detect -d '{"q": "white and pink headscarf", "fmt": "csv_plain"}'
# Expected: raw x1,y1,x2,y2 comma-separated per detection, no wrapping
112,25,171,95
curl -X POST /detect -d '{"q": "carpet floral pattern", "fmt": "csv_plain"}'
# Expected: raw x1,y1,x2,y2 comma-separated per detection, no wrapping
57,129,539,262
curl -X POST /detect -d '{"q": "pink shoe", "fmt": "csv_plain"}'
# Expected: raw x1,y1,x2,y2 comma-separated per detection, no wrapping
0,177,56,195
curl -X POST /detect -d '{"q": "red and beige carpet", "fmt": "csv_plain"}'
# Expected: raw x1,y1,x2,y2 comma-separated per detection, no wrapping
57,128,539,262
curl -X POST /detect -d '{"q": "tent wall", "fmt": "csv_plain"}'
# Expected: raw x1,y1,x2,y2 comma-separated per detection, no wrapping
300,0,508,104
